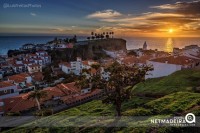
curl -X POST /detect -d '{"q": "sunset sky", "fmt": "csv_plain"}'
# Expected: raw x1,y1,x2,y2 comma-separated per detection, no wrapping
0,0,200,37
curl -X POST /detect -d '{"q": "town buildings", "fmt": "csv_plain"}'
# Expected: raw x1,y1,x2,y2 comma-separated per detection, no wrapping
0,81,19,99
59,57,98,75
21,44,35,50
5,51,51,74
0,82,102,115
8,73,35,93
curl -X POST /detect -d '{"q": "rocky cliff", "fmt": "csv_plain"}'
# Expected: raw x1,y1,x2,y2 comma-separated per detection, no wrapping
74,38,127,60
49,38,127,64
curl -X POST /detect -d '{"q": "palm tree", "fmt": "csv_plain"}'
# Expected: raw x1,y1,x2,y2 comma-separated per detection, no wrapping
100,34,104,39
28,89,47,111
112,32,114,38
94,33,97,40
91,32,94,36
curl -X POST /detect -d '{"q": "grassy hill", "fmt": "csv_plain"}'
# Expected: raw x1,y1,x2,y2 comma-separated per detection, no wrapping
133,69,200,96
3,69,200,133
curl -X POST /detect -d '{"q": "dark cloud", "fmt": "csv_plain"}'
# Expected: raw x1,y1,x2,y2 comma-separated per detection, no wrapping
152,0,200,16
147,16,198,24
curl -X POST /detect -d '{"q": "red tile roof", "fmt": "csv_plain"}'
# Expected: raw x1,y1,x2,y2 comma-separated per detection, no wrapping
0,81,15,88
43,87,65,99
149,56,200,65
60,62,71,67
138,55,153,63
90,68,97,75
31,72,44,81
82,61,88,65
12,64,24,67
122,56,139,65
61,89,101,104
28,64,41,68
0,81,100,113
34,58,43,61
8,73,30,83
56,82,80,94
26,83,34,87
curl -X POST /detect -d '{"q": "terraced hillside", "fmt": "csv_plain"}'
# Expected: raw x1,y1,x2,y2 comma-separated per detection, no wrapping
3,69,200,133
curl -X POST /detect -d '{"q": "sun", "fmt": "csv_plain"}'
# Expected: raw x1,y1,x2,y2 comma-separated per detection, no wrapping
168,28,174,33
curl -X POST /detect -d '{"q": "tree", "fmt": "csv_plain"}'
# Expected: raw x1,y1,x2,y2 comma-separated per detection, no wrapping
28,89,47,111
91,36,95,40
87,37,91,41
112,32,114,38
77,62,153,116
100,34,104,39
91,63,100,70
91,32,94,36
73,35,77,43
106,34,110,39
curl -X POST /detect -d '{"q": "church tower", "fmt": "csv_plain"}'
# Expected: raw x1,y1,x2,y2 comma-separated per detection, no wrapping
143,41,147,50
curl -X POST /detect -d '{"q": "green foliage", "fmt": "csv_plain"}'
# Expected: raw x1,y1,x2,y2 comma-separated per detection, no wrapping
122,108,152,116
133,69,200,95
58,100,114,116
145,92,200,114
4,69,200,133
6,112,21,116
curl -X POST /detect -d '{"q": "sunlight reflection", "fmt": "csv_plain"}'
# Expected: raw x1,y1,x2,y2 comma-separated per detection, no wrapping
165,38,173,52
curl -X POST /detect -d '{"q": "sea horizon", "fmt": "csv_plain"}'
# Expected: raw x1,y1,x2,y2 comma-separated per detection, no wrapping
0,36,200,55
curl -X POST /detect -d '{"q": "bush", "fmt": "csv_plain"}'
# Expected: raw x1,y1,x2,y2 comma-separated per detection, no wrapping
122,108,152,116
6,112,21,116
34,109,53,116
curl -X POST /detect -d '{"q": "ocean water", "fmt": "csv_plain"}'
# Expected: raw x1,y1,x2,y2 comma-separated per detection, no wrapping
125,37,200,52
0,36,200,55
0,36,86,55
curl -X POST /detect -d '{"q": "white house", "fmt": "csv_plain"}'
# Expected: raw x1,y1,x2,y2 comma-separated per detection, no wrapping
59,57,98,75
55,44,67,48
100,67,110,81
27,64,42,74
59,62,72,74
22,44,35,50
146,56,200,79
8,73,32,84
0,81,19,99
8,73,34,92
70,58,82,75
34,58,43,65
12,64,25,73
36,51,48,56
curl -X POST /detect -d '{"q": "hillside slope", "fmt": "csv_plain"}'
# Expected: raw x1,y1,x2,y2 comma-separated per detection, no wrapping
3,69,200,133
133,69,200,96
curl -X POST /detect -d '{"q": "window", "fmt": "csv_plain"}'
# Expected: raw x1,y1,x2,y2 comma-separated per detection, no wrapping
4,90,7,93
